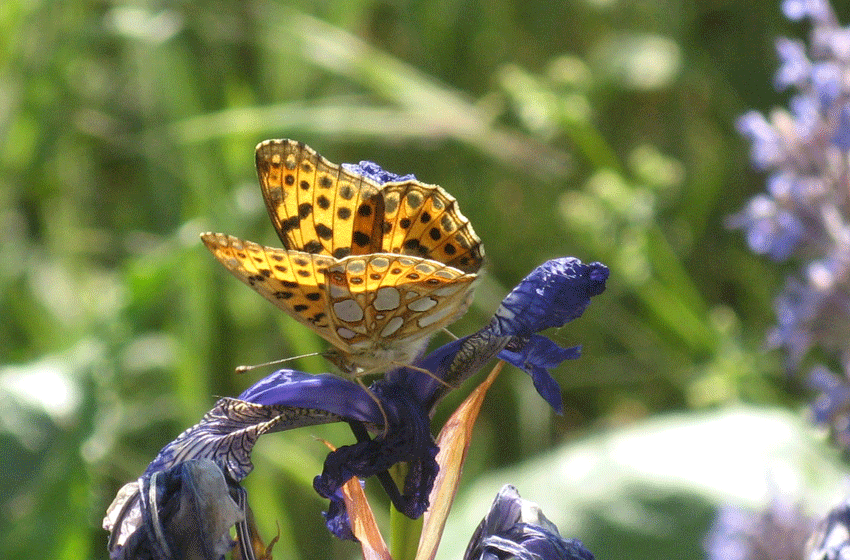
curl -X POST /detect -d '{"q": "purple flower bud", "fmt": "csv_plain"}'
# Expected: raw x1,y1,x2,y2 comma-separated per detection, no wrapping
736,112,785,170
465,485,595,560
775,38,812,90
782,0,834,24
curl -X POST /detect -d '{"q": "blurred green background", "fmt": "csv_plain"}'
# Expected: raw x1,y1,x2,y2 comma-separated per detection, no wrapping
1,1,843,559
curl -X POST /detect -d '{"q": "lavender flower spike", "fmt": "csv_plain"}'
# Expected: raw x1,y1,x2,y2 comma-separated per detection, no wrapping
732,0,850,449
703,501,814,560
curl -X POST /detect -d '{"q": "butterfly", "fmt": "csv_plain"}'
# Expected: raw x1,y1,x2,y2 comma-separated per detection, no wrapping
202,139,484,375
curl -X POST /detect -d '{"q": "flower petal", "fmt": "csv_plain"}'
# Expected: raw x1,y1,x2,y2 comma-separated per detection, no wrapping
104,459,244,560
464,485,596,560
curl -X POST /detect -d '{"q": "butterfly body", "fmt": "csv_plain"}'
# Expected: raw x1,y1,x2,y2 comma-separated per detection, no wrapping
203,139,484,375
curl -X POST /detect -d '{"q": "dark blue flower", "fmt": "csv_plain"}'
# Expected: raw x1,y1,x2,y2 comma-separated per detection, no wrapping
464,485,595,560
807,496,850,559
499,335,581,413
387,257,608,413
311,378,439,525
105,256,608,546
319,256,607,532
490,258,609,337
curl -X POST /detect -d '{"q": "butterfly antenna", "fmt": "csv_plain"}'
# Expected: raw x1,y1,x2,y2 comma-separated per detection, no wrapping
235,352,322,374
441,327,460,341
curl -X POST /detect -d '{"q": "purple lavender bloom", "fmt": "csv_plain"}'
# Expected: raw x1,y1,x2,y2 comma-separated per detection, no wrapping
341,160,417,184
733,1,850,261
703,501,814,560
727,194,803,261
774,38,811,91
464,485,595,560
809,365,850,448
733,0,850,449
782,0,834,24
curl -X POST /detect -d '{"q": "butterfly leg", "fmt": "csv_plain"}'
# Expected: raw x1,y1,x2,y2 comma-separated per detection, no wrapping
388,362,459,389
354,376,390,438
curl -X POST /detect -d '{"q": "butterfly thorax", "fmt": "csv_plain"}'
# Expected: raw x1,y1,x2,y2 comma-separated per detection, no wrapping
326,336,433,376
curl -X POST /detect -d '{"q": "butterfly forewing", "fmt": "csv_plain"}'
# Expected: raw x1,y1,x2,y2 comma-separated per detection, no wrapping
381,182,484,274
200,233,345,345
256,139,386,258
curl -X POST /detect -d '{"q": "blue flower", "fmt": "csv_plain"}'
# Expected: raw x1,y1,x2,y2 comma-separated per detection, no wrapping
464,485,595,560
807,497,850,559
315,256,608,531
105,245,607,547
383,258,608,414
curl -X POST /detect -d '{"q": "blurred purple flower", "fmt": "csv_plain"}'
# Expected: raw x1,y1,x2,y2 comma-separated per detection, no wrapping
782,0,834,24
809,365,850,448
704,501,814,560
733,0,850,450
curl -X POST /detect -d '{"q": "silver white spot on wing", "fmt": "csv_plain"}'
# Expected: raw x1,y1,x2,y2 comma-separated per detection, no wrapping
380,316,405,337
333,299,364,322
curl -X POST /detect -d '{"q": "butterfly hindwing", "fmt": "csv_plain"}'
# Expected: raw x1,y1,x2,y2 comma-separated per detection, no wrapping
380,182,484,274
324,254,478,352
255,139,386,258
